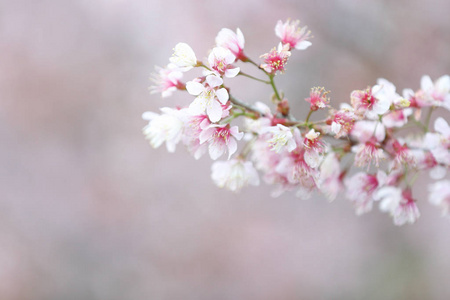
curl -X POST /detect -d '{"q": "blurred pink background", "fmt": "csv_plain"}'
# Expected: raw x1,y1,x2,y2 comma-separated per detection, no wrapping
1,0,449,299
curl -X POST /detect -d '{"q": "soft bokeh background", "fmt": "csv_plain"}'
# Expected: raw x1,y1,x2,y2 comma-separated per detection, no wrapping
1,0,449,299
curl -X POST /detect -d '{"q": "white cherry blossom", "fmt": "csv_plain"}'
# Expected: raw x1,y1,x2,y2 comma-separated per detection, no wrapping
186,75,228,123
263,124,297,153
169,43,198,72
142,107,186,152
211,159,260,192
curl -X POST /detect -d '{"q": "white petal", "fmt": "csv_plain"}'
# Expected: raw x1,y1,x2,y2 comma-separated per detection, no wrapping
161,87,176,98
434,117,450,136
277,42,283,52
402,88,414,99
209,143,226,160
305,151,320,168
188,97,207,115
215,88,229,104
230,126,244,140
227,138,237,159
421,75,433,91
206,99,223,123
376,170,387,186
436,75,450,94
373,99,391,115
206,75,223,88
275,20,283,38
286,138,297,152
236,28,245,48
430,166,447,180
224,67,240,78
443,97,450,111
207,51,215,68
186,81,204,95
224,51,236,64
331,122,341,135
423,133,440,149
372,84,382,95
166,141,176,153
142,111,158,121
295,41,312,50
194,145,207,160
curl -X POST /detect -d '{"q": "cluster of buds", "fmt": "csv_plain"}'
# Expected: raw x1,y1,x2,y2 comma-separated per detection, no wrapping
144,19,450,225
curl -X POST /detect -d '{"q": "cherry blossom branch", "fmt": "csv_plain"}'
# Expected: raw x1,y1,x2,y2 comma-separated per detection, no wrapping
145,19,450,226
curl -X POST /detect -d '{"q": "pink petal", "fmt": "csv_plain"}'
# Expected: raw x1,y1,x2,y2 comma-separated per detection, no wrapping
199,127,215,144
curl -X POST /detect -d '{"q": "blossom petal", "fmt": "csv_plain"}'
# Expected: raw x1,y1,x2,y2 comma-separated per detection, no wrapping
224,67,240,78
206,75,223,88
189,97,207,115
295,41,312,50
142,111,158,121
206,99,223,122
227,138,237,159
215,88,229,104
435,75,450,94
209,142,226,160
199,127,215,144
186,81,204,96
421,75,433,91
230,126,244,140
430,166,447,180
305,150,320,168
236,28,245,48
434,117,450,136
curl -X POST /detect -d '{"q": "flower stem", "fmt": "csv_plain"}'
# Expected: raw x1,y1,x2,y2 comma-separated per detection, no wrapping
198,62,211,71
229,95,265,115
246,58,260,68
305,110,313,124
246,58,271,76
238,72,270,84
269,74,281,101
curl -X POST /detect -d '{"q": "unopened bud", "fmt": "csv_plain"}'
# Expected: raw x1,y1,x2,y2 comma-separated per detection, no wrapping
277,99,290,116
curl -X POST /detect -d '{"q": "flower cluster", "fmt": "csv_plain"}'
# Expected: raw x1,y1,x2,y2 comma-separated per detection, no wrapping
144,19,450,225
